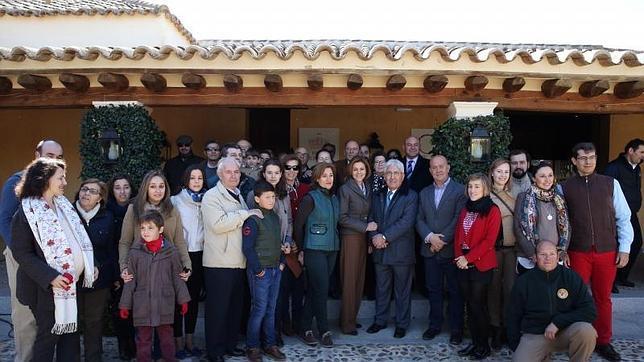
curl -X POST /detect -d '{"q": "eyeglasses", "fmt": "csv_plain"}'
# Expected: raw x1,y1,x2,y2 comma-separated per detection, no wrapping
178,143,190,147
205,147,220,152
576,155,597,162
284,165,300,171
80,187,100,195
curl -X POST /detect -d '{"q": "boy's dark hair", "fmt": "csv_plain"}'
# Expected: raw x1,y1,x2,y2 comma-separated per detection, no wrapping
253,180,275,198
245,148,260,158
571,142,596,157
625,138,644,153
139,210,164,228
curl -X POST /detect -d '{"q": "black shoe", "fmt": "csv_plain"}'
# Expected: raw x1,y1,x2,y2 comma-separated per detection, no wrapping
276,334,284,347
612,284,620,294
225,347,245,357
320,331,334,348
470,347,491,360
616,279,635,288
422,328,440,340
299,330,318,346
366,323,386,334
595,343,621,361
458,344,476,357
450,331,463,345
393,327,406,338
208,356,225,362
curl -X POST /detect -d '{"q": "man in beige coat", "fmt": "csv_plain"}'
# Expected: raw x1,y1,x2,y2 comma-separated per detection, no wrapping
201,157,262,362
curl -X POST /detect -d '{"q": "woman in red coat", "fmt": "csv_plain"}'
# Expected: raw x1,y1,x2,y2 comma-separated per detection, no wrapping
453,173,501,360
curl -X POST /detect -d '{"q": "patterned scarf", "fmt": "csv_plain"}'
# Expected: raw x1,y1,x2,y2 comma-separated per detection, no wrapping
22,196,95,335
186,188,205,203
519,184,570,249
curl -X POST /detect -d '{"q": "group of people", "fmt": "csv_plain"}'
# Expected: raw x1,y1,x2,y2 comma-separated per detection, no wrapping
0,134,641,362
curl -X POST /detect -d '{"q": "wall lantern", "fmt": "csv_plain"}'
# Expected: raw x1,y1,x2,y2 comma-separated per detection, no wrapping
470,126,491,162
99,128,122,164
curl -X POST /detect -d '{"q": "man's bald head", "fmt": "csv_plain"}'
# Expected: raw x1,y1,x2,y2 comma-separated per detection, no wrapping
35,139,63,160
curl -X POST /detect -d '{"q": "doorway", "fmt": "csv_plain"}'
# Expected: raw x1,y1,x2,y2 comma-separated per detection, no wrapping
248,108,291,155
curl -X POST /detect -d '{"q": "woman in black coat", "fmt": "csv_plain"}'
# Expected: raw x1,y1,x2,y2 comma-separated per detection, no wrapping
74,178,116,361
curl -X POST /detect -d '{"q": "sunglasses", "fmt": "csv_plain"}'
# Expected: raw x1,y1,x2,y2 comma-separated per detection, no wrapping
284,165,300,171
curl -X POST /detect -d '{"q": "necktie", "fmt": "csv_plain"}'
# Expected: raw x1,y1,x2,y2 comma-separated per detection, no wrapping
407,160,414,177
385,190,393,210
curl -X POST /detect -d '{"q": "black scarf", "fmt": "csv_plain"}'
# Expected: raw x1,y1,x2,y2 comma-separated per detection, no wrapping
465,195,495,214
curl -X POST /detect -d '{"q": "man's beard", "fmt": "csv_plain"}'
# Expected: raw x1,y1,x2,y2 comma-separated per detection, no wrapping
512,169,526,179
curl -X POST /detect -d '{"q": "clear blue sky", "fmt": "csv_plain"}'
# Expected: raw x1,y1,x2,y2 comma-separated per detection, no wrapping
150,0,643,51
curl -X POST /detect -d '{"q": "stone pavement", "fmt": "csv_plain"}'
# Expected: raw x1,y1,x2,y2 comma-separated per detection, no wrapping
0,258,643,361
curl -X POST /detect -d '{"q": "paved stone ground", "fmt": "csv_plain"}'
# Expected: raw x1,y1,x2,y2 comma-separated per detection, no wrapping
0,258,642,361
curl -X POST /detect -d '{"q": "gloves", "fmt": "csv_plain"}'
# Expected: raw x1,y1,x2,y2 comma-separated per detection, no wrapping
119,308,129,320
180,303,188,316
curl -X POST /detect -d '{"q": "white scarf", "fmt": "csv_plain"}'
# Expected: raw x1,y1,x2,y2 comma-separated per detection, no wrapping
22,196,95,335
75,201,100,224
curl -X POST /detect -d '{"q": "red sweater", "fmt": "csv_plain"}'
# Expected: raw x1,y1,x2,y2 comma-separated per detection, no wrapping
453,205,501,272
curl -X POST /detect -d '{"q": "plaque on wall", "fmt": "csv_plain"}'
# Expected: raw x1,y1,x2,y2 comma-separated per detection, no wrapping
412,128,435,159
298,128,340,161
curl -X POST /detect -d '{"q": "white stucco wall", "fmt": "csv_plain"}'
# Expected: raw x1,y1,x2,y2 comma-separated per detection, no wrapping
0,14,191,47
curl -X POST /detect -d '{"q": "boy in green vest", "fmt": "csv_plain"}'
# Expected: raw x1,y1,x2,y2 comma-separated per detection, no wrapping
242,181,287,362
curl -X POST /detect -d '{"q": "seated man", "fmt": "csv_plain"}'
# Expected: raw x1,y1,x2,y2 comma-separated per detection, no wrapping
507,240,597,362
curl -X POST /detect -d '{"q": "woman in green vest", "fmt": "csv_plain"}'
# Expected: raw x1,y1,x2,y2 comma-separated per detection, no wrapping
294,162,340,348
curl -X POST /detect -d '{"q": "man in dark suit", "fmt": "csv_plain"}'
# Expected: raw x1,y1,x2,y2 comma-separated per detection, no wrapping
416,155,467,345
403,136,432,192
366,159,418,339
334,139,360,185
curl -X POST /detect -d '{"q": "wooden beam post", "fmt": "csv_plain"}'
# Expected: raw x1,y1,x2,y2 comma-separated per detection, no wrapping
223,74,243,92
307,74,324,91
140,73,167,93
386,74,407,91
423,75,448,93
181,73,206,90
614,81,644,99
578,80,609,98
264,74,283,92
0,76,12,94
464,75,488,93
98,73,129,91
17,74,52,92
502,77,526,93
59,73,90,92
541,79,572,98
347,74,363,90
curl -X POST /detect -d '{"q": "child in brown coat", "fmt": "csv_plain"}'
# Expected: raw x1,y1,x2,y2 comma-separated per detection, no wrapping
119,210,190,362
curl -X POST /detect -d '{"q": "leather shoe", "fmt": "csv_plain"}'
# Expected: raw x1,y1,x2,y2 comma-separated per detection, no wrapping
246,347,262,362
225,347,245,357
422,328,440,340
299,330,318,346
595,343,621,361
616,279,635,288
366,323,386,334
264,345,286,361
470,347,491,360
393,327,406,338
450,331,463,345
458,343,476,357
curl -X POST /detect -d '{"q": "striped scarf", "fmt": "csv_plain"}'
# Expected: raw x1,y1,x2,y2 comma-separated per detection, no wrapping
519,185,570,250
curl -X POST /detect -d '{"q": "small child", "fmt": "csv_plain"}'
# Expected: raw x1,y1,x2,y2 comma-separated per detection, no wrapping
242,181,288,362
119,210,190,362
242,149,262,180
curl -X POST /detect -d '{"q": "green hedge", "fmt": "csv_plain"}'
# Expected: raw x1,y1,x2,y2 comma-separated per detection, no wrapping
431,113,512,183
79,105,165,189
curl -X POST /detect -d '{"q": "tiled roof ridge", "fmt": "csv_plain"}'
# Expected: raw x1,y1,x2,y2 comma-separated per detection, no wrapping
0,0,196,44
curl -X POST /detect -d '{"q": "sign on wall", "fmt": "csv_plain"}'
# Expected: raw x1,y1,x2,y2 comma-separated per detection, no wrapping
299,128,340,160
412,128,435,159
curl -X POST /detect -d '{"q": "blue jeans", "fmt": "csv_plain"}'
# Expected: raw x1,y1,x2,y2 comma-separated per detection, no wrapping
246,267,282,349
424,256,464,333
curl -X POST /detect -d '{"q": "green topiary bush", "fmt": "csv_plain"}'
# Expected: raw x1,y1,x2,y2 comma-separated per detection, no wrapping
431,113,512,183
79,105,165,189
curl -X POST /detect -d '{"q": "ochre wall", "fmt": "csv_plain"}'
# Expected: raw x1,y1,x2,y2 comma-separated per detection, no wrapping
290,107,449,159
610,114,644,223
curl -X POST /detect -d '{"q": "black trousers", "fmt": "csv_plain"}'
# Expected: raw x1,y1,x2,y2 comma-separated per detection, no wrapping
31,303,80,362
174,251,204,337
617,214,642,283
78,287,110,361
275,264,305,334
111,282,136,357
458,268,493,350
301,250,336,334
204,267,244,358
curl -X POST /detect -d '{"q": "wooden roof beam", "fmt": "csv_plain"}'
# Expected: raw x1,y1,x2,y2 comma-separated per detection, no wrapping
386,74,406,91
223,74,243,92
0,76,12,94
141,73,167,93
614,81,644,99
578,80,609,98
264,74,283,92
502,77,526,93
98,73,129,91
465,75,488,93
541,79,571,98
181,72,206,90
347,74,363,90
17,74,52,92
59,73,89,92
307,74,324,91
423,75,448,93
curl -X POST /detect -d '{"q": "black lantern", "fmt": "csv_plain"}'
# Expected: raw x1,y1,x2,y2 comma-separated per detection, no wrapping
470,126,491,162
99,128,122,164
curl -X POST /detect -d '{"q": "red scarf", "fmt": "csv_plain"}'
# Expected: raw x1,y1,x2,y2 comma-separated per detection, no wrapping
144,235,163,253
